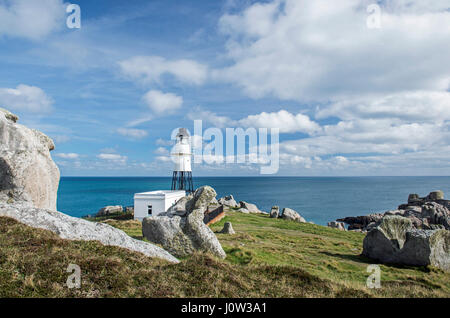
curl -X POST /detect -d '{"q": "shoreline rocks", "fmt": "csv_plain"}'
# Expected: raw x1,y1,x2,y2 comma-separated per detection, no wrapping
218,195,239,208
327,221,346,231
239,201,262,213
96,205,123,217
333,191,450,232
281,207,306,223
270,206,279,218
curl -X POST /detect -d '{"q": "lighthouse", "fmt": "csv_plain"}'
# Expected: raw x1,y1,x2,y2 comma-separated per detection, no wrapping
171,128,194,193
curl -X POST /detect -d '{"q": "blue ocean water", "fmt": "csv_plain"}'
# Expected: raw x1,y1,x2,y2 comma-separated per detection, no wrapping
57,177,450,225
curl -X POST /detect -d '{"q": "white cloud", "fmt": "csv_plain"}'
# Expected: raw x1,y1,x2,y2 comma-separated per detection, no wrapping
280,120,449,158
142,90,183,114
187,107,232,128
118,55,208,86
217,0,450,102
156,138,174,146
97,153,127,164
52,135,70,144
154,147,169,155
117,127,148,139
0,0,66,40
205,0,450,175
125,115,153,128
188,107,320,135
155,155,171,162
0,84,53,112
239,110,321,134
317,91,450,123
55,153,79,159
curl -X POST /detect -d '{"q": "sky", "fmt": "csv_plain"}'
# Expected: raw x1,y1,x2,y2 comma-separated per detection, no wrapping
0,0,449,176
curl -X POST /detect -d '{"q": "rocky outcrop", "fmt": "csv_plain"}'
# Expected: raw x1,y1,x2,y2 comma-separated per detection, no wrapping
96,205,123,217
218,195,239,208
336,191,450,232
270,206,279,218
362,216,450,271
0,108,60,210
237,208,249,214
219,222,235,235
142,186,226,259
281,208,306,223
239,201,262,213
0,202,178,263
337,214,384,231
399,190,449,210
0,108,179,263
327,221,346,231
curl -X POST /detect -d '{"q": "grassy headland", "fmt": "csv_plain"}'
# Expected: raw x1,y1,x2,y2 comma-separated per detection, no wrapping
1,208,449,297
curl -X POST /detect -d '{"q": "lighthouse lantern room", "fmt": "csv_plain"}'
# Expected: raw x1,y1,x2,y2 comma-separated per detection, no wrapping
171,128,194,193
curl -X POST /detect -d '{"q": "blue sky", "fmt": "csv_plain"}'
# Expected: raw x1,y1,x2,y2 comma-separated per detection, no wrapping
0,0,449,176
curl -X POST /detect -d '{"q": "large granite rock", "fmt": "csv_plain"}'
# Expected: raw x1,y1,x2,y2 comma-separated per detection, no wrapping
218,195,239,208
239,201,261,213
362,215,450,271
96,205,123,217
166,195,193,216
0,202,178,263
422,202,450,229
0,108,60,210
142,186,226,259
281,208,306,223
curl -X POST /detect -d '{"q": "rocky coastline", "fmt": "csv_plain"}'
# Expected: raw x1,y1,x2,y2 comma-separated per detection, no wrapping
331,191,450,232
1,106,449,272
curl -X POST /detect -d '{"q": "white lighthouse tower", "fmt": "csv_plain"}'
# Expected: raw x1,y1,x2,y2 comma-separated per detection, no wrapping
171,128,194,193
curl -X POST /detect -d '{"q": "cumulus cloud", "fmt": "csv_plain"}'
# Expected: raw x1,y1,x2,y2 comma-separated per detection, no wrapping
205,0,450,175
155,155,171,162
55,153,79,159
187,107,232,128
118,56,208,85
97,153,127,164
0,84,53,112
117,127,148,139
154,147,169,155
239,110,321,134
188,107,320,135
317,91,450,123
0,0,66,40
156,138,174,146
217,0,450,101
142,90,183,114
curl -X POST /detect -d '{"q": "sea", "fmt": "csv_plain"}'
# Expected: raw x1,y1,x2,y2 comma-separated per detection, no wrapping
57,176,450,226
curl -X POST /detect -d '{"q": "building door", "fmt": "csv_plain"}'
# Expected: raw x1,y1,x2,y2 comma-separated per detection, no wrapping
147,205,152,216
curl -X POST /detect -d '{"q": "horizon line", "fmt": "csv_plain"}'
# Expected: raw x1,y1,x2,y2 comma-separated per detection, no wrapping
59,175,450,178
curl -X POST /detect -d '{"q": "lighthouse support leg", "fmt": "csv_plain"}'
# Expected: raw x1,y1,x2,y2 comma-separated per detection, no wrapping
171,171,194,193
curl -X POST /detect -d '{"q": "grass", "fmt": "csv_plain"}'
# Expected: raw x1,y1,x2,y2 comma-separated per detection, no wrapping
1,209,449,298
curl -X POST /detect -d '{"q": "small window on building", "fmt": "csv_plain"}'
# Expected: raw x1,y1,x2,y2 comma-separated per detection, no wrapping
148,205,152,215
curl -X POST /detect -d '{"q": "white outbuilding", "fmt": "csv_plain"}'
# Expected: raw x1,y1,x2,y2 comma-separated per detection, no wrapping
133,190,185,221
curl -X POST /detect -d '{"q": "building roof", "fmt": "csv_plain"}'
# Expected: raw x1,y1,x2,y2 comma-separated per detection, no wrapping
134,190,185,198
